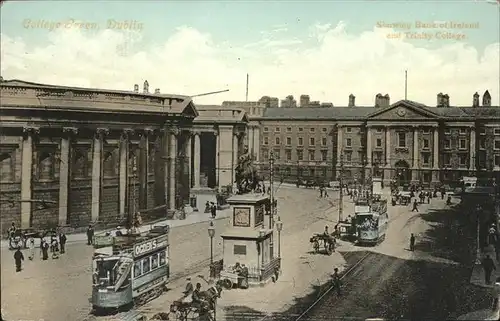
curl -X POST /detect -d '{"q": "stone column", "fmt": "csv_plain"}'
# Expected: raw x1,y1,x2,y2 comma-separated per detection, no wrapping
469,127,476,170
168,127,179,210
119,129,132,217
215,130,220,186
186,131,192,188
193,130,201,188
413,127,419,168
432,126,440,183
232,132,239,185
91,128,108,222
336,125,343,163
139,129,153,210
250,126,255,156
253,127,260,163
366,126,373,166
385,127,391,167
21,127,39,229
59,127,77,226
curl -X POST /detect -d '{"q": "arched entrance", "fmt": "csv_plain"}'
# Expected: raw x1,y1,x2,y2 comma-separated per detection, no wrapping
394,160,411,185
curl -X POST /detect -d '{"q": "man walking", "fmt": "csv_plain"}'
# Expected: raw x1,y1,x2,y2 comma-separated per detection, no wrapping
210,202,217,219
482,254,496,284
332,267,342,295
411,199,419,212
86,225,94,246
410,233,416,251
14,247,24,272
59,232,67,254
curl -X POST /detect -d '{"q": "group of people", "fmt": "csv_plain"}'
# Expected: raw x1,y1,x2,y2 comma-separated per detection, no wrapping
318,186,329,198
9,222,68,273
204,202,218,219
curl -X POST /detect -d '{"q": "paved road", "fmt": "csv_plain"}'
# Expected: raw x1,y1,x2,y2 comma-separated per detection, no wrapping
0,186,335,321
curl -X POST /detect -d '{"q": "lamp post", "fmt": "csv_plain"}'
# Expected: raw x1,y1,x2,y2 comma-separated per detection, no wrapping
259,229,266,269
269,151,275,260
475,204,482,265
208,221,215,277
276,217,283,258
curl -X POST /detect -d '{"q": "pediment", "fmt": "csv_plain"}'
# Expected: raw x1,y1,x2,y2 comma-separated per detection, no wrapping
367,100,440,120
181,100,199,118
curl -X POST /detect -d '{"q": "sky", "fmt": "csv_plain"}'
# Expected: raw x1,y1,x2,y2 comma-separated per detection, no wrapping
1,0,499,107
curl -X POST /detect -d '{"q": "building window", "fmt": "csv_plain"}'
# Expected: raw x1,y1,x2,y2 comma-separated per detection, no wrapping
444,128,451,135
322,128,327,132
275,137,280,145
298,137,303,146
285,150,291,161
346,127,352,133
321,150,327,161
38,151,54,180
376,138,382,147
310,128,315,133
444,139,451,149
480,128,486,135
345,151,352,162
480,138,486,149
423,139,429,149
298,128,304,132
264,127,269,132
443,153,451,166
309,150,315,161
346,138,352,147
297,150,303,161
459,128,466,135
0,153,13,182
103,150,118,177
275,127,280,132
422,153,430,166
398,133,406,148
310,138,315,146
264,137,269,145
286,137,291,145
273,149,280,160
322,137,327,146
495,155,500,167
459,154,467,166
459,139,466,150
286,127,292,132
495,140,500,150
494,128,500,135
262,149,269,160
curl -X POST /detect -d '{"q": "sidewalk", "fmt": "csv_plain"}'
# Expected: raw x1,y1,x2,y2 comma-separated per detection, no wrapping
0,208,232,248
470,244,499,288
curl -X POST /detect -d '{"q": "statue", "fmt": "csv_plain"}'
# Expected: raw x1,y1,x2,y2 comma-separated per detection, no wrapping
234,153,261,194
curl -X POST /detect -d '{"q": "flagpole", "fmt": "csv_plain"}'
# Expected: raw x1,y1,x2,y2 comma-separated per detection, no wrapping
405,70,408,100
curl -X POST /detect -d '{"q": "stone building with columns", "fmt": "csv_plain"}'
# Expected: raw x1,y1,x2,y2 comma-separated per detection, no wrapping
235,91,500,188
0,79,247,233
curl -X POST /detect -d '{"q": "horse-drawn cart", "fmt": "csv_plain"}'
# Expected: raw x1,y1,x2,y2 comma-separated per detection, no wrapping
168,279,222,321
309,233,336,255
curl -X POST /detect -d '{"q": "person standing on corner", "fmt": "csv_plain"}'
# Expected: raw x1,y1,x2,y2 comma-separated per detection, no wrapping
14,247,24,272
27,237,35,260
410,233,416,251
59,232,67,254
86,225,94,246
210,202,217,219
332,267,342,296
411,199,419,212
482,254,496,285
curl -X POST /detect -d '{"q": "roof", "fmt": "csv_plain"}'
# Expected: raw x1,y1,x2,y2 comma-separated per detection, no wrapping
262,100,500,121
194,104,248,123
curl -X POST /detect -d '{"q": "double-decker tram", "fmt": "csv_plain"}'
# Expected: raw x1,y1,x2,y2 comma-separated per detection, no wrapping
91,224,170,313
355,197,389,245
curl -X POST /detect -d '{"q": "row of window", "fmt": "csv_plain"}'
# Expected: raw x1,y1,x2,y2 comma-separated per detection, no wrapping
133,251,167,278
262,126,500,135
263,136,329,146
262,149,329,162
263,127,330,133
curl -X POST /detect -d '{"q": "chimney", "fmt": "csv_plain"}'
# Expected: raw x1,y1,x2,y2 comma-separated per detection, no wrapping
154,88,160,94
473,92,480,107
482,90,491,107
383,94,390,107
375,93,383,107
442,94,450,107
133,84,139,93
437,93,443,107
143,80,149,94
348,94,355,107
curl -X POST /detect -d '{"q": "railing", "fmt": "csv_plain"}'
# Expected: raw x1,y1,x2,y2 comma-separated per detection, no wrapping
260,257,281,282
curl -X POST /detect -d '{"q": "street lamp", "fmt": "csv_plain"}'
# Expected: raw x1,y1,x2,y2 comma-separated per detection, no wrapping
208,220,215,277
259,229,266,269
475,205,482,265
276,217,283,258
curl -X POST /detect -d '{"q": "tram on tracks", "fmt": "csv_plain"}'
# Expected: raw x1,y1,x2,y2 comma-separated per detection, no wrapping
91,224,170,313
354,196,389,245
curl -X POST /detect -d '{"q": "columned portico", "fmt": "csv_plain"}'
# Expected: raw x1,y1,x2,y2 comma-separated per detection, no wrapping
383,126,391,186
59,127,77,226
193,130,201,188
91,128,108,222
21,127,39,229
119,129,133,216
411,126,419,183
168,127,179,211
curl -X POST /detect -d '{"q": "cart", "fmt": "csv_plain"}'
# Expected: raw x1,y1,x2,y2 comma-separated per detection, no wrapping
309,233,335,255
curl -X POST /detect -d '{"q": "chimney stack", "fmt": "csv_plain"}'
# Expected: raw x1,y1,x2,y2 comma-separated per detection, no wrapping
383,94,390,107
375,93,383,107
482,90,491,107
134,84,139,93
154,88,160,94
143,80,149,94
442,94,450,107
348,94,355,107
473,92,480,107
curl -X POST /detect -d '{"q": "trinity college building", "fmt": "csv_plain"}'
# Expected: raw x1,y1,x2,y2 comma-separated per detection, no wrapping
1,79,499,232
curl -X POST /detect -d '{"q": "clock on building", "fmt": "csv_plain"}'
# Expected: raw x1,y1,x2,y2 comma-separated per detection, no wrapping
396,108,407,117
233,207,251,227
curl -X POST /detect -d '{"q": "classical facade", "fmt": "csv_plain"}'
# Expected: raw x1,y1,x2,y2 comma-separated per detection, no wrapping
239,91,500,187
0,80,247,232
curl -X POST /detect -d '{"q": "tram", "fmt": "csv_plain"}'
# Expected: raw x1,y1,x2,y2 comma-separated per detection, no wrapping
355,197,389,245
91,224,170,312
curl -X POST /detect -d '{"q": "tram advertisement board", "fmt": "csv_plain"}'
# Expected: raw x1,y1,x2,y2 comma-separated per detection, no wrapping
133,234,168,258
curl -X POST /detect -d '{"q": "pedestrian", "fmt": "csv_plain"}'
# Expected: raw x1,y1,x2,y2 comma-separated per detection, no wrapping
411,199,419,212
28,236,35,260
86,225,94,246
324,187,329,198
40,239,49,260
319,186,323,198
183,277,194,297
51,237,60,259
332,267,341,295
14,247,24,272
427,193,430,204
410,233,416,251
482,254,496,284
210,202,217,219
59,232,67,254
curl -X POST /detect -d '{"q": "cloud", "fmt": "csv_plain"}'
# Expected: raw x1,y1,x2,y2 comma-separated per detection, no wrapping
1,22,498,106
